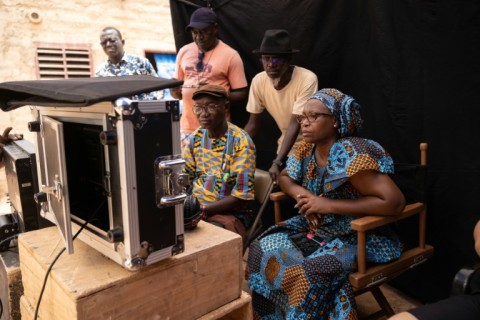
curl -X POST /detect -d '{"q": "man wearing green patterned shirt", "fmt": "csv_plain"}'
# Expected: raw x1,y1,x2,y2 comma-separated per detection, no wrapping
182,84,256,239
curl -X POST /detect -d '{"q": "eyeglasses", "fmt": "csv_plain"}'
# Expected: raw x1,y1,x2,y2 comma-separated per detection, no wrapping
261,56,285,65
196,52,205,72
100,38,117,47
295,112,333,124
192,103,221,115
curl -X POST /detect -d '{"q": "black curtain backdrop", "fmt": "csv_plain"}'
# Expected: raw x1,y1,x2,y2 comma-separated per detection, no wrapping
170,0,480,302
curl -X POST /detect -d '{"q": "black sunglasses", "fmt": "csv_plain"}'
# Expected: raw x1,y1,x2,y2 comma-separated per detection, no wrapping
196,52,205,72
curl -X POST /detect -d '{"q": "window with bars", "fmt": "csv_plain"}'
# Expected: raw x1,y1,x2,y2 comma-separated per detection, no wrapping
35,43,93,79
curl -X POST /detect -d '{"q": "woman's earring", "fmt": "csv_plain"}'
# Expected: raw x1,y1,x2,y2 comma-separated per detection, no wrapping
333,123,338,128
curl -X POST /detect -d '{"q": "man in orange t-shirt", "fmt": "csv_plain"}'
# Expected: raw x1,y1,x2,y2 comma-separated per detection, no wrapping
170,7,248,146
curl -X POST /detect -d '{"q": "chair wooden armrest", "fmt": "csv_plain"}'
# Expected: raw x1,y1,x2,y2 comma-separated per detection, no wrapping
351,202,429,275
269,191,289,202
269,191,290,224
350,203,425,232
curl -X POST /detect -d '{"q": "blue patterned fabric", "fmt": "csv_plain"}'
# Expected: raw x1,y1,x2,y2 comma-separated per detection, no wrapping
96,53,163,100
308,88,363,138
247,137,402,319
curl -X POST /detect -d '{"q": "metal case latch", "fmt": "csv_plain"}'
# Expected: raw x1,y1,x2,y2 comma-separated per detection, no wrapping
154,155,189,208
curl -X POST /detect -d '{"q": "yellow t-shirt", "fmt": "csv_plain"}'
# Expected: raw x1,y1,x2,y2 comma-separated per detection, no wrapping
246,66,318,153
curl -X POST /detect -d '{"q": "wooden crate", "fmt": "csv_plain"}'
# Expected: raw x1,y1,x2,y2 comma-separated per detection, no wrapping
0,249,23,320
21,290,253,320
18,221,244,320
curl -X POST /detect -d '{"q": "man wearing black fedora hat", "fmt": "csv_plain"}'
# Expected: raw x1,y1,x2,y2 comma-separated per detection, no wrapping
244,29,318,183
170,7,248,147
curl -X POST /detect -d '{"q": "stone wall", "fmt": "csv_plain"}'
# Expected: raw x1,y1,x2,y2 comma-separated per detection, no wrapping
0,0,176,199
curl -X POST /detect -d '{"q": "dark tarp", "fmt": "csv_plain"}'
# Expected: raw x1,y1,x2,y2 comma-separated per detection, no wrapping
0,75,183,110
170,0,480,302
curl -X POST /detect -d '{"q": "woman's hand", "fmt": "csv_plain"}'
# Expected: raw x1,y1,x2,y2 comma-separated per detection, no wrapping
295,193,327,225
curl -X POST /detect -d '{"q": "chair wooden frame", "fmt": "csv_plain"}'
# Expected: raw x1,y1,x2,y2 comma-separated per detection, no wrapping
269,143,434,319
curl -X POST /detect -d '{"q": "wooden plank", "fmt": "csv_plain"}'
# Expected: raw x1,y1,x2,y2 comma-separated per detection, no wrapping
19,295,34,320
198,291,253,320
19,221,242,319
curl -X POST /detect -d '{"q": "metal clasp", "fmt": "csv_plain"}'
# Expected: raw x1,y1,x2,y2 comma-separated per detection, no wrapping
41,174,63,201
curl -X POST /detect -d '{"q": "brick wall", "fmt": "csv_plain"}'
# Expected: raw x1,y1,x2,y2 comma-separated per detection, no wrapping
0,0,176,199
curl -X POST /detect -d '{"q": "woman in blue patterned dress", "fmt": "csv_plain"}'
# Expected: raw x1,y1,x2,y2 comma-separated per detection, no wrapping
246,88,406,319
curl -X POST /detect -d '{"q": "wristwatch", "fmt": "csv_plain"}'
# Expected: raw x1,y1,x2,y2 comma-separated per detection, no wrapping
272,159,283,167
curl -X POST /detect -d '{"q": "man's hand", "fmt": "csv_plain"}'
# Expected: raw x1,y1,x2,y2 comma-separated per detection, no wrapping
169,78,183,100
269,163,281,185
0,127,23,144
0,127,23,165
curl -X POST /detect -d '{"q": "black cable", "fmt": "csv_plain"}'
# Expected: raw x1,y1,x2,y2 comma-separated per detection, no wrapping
33,199,106,320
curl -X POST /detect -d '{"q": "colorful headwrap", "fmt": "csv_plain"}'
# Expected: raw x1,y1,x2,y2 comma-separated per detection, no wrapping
308,88,363,137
